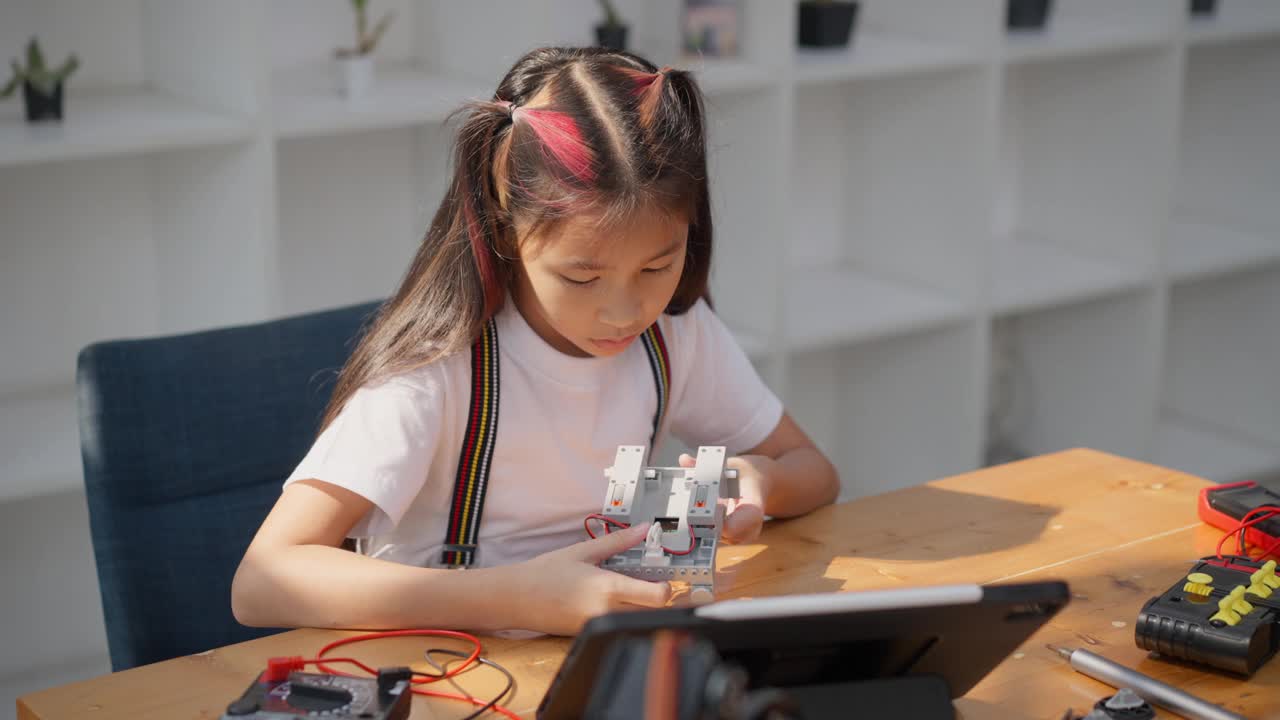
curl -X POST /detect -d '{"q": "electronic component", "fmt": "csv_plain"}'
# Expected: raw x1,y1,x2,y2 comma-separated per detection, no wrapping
1135,558,1280,676
595,446,739,603
221,662,411,719
1198,481,1280,554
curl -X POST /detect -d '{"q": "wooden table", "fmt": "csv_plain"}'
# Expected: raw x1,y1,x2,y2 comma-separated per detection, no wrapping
17,449,1279,719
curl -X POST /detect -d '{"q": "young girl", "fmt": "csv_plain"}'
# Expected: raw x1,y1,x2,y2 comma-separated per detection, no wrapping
232,46,838,636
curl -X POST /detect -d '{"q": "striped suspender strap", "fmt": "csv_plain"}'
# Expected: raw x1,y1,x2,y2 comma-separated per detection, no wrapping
640,323,671,457
440,319,499,568
440,318,669,568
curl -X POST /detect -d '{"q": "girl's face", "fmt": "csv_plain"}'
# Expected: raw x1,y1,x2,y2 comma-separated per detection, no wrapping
512,210,689,358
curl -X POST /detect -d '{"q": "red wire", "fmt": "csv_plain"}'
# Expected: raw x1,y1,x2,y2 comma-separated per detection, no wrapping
663,525,697,555
304,656,380,676
1205,558,1264,573
1215,506,1280,561
316,629,480,682
310,629,522,719
1239,508,1280,559
1218,508,1264,557
585,513,629,538
584,514,697,554
1242,506,1280,558
1256,531,1280,561
1216,511,1272,559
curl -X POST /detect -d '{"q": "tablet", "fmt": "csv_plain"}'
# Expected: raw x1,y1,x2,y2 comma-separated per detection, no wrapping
537,581,1070,719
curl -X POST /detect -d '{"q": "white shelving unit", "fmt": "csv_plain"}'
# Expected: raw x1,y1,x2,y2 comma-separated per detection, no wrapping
793,31,984,85
0,88,254,168
784,267,970,351
1187,0,1280,45
272,65,487,139
2,0,1279,709
1002,18,1173,63
1166,219,1280,282
1157,267,1280,482
1153,413,1280,485
990,237,1153,314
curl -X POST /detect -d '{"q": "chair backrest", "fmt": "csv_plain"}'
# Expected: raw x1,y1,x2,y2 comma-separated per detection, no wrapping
76,300,381,671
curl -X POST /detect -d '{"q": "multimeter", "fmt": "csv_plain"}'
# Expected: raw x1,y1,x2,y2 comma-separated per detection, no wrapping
1198,481,1280,552
221,662,412,719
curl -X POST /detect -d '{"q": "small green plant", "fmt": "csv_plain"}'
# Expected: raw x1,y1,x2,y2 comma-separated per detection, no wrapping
1,37,79,99
335,0,395,58
598,0,623,29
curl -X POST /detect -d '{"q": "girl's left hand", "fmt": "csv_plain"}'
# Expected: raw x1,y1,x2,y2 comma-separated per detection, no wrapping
678,453,775,544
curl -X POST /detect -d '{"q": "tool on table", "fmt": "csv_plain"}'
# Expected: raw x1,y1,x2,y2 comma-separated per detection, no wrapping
1048,645,1246,720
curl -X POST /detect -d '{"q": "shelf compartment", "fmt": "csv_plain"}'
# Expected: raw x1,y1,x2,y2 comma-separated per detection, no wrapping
0,89,253,168
1153,413,1280,483
1166,218,1280,283
991,237,1151,315
681,57,779,97
276,126,439,315
795,30,984,85
789,322,984,499
791,67,995,305
1163,267,1280,459
1003,20,1174,64
987,291,1160,463
0,385,82,503
785,266,971,352
1188,1,1280,45
1176,38,1280,242
997,49,1179,292
273,63,487,139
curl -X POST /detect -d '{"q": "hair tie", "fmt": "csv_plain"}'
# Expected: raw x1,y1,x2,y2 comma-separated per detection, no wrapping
494,99,520,125
657,66,674,77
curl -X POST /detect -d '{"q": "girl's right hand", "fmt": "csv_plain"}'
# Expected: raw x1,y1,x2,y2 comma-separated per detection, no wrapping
510,522,673,635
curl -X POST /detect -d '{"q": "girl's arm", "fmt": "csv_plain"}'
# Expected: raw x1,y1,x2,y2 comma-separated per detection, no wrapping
740,411,840,518
231,480,670,634
682,412,839,544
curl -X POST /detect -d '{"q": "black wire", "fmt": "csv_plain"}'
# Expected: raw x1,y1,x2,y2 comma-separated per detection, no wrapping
1235,509,1280,557
1203,553,1255,564
414,647,516,720
431,649,515,720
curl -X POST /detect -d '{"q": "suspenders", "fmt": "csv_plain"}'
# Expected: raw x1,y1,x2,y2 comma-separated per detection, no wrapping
439,319,671,568
440,319,500,568
639,324,671,455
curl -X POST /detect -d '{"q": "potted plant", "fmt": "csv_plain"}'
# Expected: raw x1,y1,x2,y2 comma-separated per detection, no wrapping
1190,0,1217,17
333,0,394,99
2,37,79,123
596,0,628,52
1007,0,1053,31
797,1,859,49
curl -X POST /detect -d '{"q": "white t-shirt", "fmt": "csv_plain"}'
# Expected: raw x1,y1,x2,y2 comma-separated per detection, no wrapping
284,297,782,569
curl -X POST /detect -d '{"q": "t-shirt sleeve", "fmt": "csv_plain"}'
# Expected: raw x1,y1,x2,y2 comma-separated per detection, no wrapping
283,372,444,537
665,299,783,455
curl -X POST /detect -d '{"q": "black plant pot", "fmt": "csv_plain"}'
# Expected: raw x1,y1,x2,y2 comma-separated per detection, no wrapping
798,1,859,48
1007,0,1053,30
1190,0,1218,16
23,81,64,123
595,24,628,52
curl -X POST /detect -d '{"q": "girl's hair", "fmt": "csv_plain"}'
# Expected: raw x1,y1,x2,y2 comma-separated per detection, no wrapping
319,46,713,432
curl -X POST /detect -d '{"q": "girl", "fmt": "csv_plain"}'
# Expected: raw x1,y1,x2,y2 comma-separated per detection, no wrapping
232,46,838,636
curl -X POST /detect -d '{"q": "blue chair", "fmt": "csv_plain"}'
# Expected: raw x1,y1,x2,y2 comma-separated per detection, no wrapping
76,300,382,671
